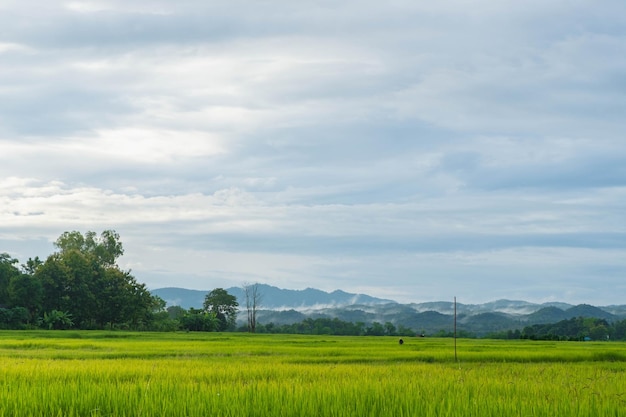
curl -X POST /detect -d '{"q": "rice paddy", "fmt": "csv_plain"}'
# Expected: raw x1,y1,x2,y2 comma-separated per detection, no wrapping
0,331,624,416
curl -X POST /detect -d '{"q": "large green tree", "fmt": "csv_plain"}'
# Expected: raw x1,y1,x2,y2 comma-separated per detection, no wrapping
36,253,72,315
58,249,100,327
31,230,160,329
203,288,238,331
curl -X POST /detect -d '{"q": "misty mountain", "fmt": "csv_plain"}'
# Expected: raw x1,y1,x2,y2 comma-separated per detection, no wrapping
151,288,208,310
151,284,394,310
408,299,575,317
565,304,615,321
226,285,394,309
526,307,570,324
150,286,625,336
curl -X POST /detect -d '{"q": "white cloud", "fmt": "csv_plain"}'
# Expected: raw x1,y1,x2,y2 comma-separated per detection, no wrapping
64,1,172,15
0,0,625,304
88,128,226,162
0,42,32,54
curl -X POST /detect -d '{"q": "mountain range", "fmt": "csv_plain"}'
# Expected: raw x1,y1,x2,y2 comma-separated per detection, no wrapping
152,285,393,310
151,285,626,336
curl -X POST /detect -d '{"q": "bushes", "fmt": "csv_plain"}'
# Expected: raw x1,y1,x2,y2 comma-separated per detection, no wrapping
0,307,30,329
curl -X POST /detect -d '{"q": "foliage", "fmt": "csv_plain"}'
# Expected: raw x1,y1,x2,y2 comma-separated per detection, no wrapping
0,307,30,329
2,231,161,330
21,256,43,275
179,308,219,332
0,253,21,306
54,230,124,267
203,288,238,331
520,316,614,341
40,310,74,330
251,317,415,336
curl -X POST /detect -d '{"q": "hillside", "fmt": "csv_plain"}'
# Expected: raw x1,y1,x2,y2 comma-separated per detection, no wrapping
150,286,625,336
152,285,394,310
565,304,615,321
526,306,570,324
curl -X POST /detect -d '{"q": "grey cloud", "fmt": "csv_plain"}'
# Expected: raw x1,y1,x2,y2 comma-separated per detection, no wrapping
1,1,391,49
0,87,133,135
1,0,625,304
161,231,626,257
432,144,626,192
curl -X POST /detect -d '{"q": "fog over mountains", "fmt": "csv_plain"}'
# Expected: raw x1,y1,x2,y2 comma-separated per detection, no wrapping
152,285,394,310
152,285,626,336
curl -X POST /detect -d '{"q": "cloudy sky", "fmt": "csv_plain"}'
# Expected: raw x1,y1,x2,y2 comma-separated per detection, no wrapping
1,0,625,305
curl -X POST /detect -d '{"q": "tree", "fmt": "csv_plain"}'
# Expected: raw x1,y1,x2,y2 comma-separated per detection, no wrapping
35,253,71,315
384,321,397,336
54,230,124,267
21,256,43,275
33,230,161,330
243,282,262,333
0,307,30,329
0,253,21,306
57,249,100,327
180,308,219,332
40,310,74,330
7,273,43,323
148,303,183,331
95,268,140,329
0,254,42,324
203,288,238,331
589,323,609,341
366,322,385,336
613,319,626,340
166,305,187,320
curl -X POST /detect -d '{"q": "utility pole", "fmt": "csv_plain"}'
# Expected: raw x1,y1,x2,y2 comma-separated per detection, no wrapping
454,296,457,362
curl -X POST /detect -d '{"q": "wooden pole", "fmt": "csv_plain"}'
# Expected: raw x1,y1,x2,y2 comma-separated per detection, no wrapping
454,296,457,362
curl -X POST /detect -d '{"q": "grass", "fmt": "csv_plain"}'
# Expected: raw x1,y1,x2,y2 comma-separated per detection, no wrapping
0,332,624,416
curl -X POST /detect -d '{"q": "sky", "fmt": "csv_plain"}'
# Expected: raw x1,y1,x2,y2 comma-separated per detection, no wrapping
1,0,625,305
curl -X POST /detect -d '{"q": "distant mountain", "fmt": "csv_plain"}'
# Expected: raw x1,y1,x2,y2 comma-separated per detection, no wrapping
256,309,307,325
409,299,576,317
565,304,615,321
522,303,618,326
150,286,626,336
461,312,523,335
602,305,626,316
526,306,570,324
226,285,394,309
151,287,207,310
151,284,394,310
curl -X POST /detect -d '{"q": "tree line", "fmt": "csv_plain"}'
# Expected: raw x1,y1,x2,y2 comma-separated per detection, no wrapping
158,307,419,336
486,316,626,341
0,231,164,330
254,318,417,336
4,231,626,339
520,316,624,341
1,231,261,332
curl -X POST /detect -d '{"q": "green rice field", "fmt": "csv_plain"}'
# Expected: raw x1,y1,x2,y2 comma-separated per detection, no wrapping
0,331,625,416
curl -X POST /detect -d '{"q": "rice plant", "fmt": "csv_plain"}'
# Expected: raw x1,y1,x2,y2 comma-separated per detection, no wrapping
0,332,624,416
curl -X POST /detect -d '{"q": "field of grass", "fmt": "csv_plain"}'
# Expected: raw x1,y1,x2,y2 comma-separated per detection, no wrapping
0,331,624,416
